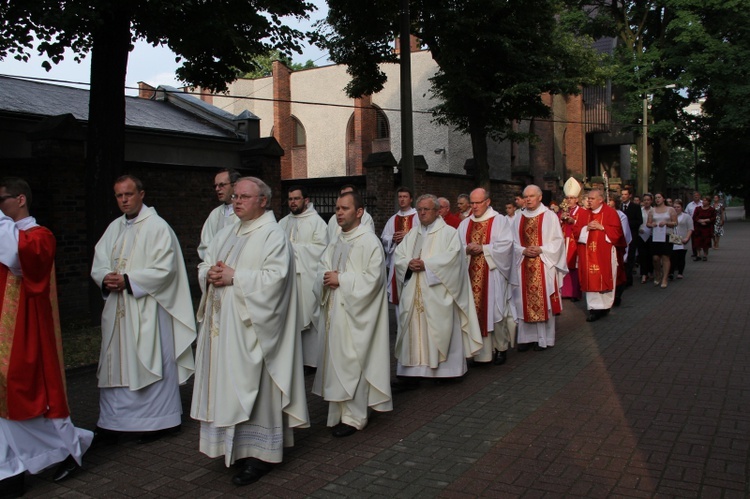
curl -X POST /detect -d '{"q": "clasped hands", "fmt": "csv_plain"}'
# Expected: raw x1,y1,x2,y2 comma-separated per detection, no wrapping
103,272,127,293
207,261,235,287
587,220,604,231
408,258,425,272
393,229,407,244
523,245,542,258
465,242,483,256
323,270,340,289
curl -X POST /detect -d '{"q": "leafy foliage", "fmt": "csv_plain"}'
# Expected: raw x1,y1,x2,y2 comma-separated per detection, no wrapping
242,49,316,79
0,0,315,92
317,0,604,186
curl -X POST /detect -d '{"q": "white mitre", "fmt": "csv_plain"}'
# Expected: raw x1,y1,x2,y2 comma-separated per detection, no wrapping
563,177,581,197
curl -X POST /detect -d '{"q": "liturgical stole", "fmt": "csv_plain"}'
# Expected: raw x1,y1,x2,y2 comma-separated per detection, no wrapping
519,212,561,323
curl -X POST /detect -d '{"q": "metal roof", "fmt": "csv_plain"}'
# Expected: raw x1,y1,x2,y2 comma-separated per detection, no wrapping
0,75,244,139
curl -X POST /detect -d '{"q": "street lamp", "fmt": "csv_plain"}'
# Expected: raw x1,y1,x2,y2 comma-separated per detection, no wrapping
639,83,677,196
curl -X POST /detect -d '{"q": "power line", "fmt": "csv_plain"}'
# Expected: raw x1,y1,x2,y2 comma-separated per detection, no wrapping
1,72,651,129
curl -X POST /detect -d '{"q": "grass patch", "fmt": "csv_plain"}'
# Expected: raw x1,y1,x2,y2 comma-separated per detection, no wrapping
61,319,101,370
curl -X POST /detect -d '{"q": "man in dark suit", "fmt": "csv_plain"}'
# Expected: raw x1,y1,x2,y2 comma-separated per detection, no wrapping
619,187,642,287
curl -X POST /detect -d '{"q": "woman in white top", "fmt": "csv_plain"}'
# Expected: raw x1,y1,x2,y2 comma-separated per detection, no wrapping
647,193,677,288
669,199,694,279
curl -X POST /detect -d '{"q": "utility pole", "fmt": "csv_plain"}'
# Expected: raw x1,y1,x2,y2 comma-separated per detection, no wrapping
399,0,414,193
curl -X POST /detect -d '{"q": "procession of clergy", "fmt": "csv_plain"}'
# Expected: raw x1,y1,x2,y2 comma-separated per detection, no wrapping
0,170,626,495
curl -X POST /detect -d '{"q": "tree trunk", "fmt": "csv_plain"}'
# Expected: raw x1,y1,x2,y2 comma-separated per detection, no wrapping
468,116,490,190
651,136,670,194
85,8,131,324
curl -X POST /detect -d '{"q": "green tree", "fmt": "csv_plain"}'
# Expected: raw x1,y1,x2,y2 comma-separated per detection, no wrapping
243,49,316,79
0,0,313,320
316,0,602,187
677,0,750,213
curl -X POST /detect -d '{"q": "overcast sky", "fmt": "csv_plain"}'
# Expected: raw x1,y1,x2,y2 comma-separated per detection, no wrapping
0,0,329,94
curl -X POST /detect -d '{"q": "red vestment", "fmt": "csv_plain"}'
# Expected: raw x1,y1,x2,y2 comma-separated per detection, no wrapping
442,212,461,229
573,205,626,292
466,218,493,335
389,214,415,305
519,212,562,322
0,226,69,421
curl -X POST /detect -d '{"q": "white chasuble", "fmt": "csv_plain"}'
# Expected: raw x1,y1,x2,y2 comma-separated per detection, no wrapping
279,204,328,367
191,211,309,465
91,206,196,391
313,225,392,420
394,218,482,376
198,203,238,261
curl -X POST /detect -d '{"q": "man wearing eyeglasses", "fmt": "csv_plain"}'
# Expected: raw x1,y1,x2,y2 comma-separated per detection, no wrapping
91,175,197,446
0,178,93,495
457,188,514,366
192,177,309,486
197,168,240,261
278,185,328,370
392,194,483,389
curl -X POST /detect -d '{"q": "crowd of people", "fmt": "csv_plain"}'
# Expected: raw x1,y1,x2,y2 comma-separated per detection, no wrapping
0,173,729,495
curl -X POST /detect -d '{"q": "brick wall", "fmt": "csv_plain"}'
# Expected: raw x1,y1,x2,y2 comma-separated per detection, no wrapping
273,61,293,179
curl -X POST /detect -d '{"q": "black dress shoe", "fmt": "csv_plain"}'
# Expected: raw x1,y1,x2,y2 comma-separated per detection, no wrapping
91,427,120,447
331,423,357,438
586,311,600,322
493,350,507,365
52,455,80,483
517,343,530,352
231,460,272,486
136,424,181,444
0,472,24,499
532,345,547,352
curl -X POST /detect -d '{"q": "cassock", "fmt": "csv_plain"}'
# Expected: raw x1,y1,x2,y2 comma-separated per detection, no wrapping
573,204,627,311
511,204,568,348
394,218,483,378
327,209,374,242
381,208,417,306
558,204,584,299
458,207,514,362
198,203,238,261
313,225,392,430
279,204,328,367
91,206,196,432
1,213,92,480
191,210,309,466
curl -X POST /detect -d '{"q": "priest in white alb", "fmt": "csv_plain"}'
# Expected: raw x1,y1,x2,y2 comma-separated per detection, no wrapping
393,194,483,387
314,191,392,438
511,185,567,351
458,188,515,365
91,175,196,444
191,177,309,486
326,184,374,241
197,168,239,261
381,187,417,309
278,185,328,368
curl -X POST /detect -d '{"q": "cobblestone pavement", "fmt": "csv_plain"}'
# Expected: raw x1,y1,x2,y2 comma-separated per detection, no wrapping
23,212,749,498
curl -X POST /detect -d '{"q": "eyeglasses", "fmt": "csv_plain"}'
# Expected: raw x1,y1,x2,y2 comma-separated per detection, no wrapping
0,194,19,202
231,194,261,202
417,208,437,212
214,182,231,189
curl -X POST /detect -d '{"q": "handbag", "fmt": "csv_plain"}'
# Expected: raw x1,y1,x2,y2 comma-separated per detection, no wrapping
668,231,682,244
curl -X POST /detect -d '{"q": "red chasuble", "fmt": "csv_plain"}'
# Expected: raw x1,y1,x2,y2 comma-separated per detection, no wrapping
558,205,581,269
573,205,626,293
466,218,493,336
389,214,415,305
0,226,69,420
519,212,561,323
